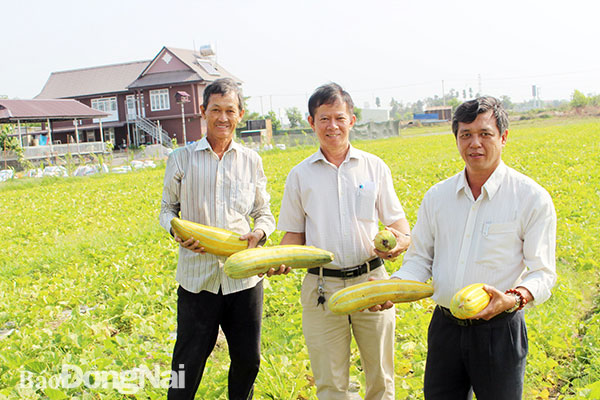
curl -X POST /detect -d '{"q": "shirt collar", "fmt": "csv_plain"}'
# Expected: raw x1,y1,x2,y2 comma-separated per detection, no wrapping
194,136,239,154
482,161,507,200
455,161,507,200
309,144,359,165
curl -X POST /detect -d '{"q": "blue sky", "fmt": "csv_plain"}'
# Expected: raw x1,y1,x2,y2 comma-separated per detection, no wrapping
2,0,599,116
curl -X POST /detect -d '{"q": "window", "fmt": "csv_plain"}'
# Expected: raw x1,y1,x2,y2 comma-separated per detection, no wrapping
196,59,220,76
106,128,115,146
150,89,170,111
91,97,118,122
126,95,137,120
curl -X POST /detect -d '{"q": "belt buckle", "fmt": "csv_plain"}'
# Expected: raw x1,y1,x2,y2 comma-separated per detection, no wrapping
341,266,360,280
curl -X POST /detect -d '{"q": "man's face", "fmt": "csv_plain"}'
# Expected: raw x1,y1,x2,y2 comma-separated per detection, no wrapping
200,92,244,142
308,100,356,154
456,110,507,177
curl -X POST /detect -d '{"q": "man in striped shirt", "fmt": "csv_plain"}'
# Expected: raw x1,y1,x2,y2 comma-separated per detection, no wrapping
160,78,275,400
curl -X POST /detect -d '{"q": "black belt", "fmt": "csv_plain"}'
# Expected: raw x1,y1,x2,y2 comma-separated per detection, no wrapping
308,258,383,279
438,306,514,327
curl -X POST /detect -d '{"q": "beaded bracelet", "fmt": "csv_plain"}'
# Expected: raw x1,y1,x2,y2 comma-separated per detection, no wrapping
505,289,527,312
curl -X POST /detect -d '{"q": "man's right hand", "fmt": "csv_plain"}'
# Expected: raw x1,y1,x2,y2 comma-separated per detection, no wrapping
368,300,395,312
260,231,304,277
175,235,207,254
259,264,292,278
367,277,398,312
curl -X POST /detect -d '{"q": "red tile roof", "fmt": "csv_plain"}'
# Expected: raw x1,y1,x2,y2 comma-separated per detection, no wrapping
129,47,241,89
35,61,149,99
0,99,109,122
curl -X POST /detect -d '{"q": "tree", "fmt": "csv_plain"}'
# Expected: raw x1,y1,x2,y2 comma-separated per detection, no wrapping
0,125,20,152
389,98,401,120
285,107,304,128
571,90,589,109
414,100,424,114
425,88,460,108
1,125,27,169
500,95,514,110
239,96,260,128
353,107,362,123
262,110,281,131
447,98,461,110
375,97,381,108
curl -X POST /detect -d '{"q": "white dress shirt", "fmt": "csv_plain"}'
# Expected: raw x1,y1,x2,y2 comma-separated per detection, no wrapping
392,161,557,308
277,145,406,268
159,137,275,295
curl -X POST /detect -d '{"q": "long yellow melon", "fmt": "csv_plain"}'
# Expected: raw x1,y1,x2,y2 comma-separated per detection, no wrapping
449,283,491,319
170,217,248,257
328,279,434,315
224,245,334,279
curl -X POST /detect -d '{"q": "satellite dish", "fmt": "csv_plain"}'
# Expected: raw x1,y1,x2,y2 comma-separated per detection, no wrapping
198,44,215,57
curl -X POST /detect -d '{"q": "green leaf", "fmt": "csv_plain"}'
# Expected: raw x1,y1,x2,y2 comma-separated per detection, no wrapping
43,388,68,400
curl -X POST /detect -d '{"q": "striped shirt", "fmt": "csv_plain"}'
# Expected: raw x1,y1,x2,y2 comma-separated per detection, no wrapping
392,161,557,308
277,145,406,268
159,137,275,294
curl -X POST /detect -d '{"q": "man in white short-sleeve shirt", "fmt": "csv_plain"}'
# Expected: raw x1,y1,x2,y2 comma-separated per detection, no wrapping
276,83,411,400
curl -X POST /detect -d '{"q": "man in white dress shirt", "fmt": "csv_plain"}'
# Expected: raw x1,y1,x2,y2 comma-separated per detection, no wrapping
276,83,411,400
160,78,275,399
379,96,557,399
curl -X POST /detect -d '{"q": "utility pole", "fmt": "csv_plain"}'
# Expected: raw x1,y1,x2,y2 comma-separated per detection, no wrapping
442,80,446,106
181,102,187,144
176,91,190,145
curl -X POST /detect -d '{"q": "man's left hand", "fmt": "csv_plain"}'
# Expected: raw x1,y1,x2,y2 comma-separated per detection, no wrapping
469,285,518,320
373,226,411,261
241,229,265,249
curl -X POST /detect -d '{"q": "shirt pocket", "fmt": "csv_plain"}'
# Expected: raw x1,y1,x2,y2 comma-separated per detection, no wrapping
356,182,377,222
232,182,256,215
476,221,520,266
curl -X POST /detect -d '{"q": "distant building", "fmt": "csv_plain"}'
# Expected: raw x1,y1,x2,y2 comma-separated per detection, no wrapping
424,106,452,121
360,108,389,123
35,46,241,148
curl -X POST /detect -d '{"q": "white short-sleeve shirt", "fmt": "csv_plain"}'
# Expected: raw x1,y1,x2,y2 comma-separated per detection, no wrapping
278,145,406,268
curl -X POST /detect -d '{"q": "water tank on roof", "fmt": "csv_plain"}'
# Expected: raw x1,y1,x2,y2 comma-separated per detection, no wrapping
198,44,215,57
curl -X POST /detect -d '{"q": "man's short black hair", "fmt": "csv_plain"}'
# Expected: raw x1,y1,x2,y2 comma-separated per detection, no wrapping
202,78,244,111
308,82,354,118
452,96,509,136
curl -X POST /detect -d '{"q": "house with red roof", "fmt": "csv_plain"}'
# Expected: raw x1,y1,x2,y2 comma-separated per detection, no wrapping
35,46,241,148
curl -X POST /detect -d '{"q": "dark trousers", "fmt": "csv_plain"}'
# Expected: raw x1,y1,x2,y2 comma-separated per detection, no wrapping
167,282,263,400
424,306,528,400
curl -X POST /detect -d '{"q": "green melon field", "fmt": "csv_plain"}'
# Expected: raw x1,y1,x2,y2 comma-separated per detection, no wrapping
1,117,599,399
